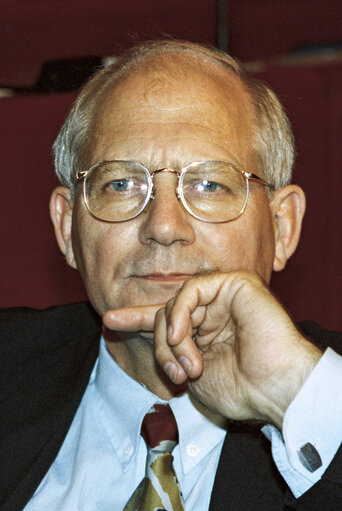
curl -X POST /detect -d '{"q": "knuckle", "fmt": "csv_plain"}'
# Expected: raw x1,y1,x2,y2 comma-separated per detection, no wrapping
230,269,261,288
154,344,167,361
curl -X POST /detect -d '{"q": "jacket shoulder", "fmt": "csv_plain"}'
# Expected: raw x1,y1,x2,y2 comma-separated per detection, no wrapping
0,302,101,404
298,320,342,355
0,303,101,510
0,302,101,350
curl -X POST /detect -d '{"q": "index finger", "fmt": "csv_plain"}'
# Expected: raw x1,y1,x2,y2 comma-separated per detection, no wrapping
103,304,165,332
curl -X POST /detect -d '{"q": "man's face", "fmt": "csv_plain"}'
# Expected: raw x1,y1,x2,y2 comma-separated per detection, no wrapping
70,61,277,316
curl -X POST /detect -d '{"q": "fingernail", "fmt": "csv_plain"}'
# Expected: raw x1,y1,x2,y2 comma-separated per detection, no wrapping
178,356,192,376
164,362,177,382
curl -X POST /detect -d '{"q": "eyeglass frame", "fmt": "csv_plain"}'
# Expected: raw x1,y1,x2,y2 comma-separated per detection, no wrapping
76,160,274,224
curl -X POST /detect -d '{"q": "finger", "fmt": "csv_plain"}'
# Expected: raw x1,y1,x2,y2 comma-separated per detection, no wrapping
154,307,187,384
154,308,203,383
167,273,226,345
167,271,266,346
172,335,204,380
103,304,165,331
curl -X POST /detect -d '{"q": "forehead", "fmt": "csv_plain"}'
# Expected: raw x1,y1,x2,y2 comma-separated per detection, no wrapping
90,56,255,168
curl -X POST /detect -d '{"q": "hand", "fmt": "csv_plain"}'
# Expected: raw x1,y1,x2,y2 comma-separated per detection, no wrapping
103,271,322,429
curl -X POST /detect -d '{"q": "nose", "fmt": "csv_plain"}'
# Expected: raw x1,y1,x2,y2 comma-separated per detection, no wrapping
138,171,195,246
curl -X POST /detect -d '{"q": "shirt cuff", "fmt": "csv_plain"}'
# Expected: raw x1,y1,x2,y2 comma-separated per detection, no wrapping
262,348,342,497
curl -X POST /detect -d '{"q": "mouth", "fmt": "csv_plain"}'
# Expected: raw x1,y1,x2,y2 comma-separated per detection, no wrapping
137,272,196,284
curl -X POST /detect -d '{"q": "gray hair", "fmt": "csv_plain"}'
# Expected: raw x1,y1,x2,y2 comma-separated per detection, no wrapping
53,40,294,194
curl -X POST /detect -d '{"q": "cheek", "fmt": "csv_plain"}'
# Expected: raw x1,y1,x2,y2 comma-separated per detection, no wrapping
73,222,132,274
240,201,276,281
201,201,275,281
71,206,136,309
72,195,125,267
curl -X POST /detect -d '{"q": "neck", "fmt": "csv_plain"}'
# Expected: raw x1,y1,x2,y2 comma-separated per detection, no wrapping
103,327,186,400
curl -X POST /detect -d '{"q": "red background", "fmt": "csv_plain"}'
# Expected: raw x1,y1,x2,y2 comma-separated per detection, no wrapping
1,1,341,330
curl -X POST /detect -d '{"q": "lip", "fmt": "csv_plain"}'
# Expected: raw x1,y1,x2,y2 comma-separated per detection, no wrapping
138,273,195,283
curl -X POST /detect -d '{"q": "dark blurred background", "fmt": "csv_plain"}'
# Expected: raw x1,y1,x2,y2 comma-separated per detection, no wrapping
1,0,341,330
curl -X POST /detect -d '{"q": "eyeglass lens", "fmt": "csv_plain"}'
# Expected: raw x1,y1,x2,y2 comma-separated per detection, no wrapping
84,161,247,222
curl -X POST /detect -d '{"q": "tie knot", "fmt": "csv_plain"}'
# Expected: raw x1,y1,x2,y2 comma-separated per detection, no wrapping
141,404,178,448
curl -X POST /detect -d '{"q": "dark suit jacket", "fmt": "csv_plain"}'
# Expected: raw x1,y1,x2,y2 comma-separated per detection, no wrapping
1,303,341,510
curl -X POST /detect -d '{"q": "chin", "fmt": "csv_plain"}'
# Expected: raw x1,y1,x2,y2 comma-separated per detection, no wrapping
139,332,154,343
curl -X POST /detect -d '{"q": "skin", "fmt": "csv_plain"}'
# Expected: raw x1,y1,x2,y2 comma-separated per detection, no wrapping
50,56,321,430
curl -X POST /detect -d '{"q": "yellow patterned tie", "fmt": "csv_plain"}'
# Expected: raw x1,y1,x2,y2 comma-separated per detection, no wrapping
124,404,184,511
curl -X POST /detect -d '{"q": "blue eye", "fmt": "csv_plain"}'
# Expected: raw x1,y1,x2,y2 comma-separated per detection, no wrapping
196,180,220,192
108,179,132,191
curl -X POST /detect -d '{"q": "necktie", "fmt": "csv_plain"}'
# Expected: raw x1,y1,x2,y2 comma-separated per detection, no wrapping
124,404,185,511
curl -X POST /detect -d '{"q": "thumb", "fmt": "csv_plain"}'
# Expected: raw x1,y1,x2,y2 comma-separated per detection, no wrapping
103,304,165,331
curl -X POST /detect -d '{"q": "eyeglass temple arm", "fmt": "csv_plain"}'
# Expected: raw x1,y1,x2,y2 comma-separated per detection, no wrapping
76,170,88,181
244,171,274,189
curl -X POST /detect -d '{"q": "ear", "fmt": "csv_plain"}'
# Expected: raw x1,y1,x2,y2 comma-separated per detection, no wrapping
49,186,77,269
270,185,306,272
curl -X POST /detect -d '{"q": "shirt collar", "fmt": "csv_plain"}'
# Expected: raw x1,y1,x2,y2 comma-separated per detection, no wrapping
170,393,227,474
94,336,226,473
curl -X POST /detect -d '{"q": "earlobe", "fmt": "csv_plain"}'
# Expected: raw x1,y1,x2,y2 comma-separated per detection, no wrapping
271,185,306,272
49,186,77,269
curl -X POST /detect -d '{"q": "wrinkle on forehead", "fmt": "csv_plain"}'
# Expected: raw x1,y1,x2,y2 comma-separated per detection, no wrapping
107,59,250,115
90,57,256,170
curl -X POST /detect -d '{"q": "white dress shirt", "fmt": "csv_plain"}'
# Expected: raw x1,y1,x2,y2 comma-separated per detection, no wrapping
25,339,342,510
25,336,227,510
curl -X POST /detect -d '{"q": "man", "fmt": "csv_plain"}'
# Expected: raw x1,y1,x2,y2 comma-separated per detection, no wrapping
1,40,341,510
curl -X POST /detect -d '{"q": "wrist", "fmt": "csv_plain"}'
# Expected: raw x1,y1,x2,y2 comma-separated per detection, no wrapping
254,339,322,430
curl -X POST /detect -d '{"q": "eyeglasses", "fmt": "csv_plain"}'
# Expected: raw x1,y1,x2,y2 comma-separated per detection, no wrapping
76,160,273,223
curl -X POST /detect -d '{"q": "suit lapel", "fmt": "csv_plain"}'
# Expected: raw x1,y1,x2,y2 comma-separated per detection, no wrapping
209,423,286,510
